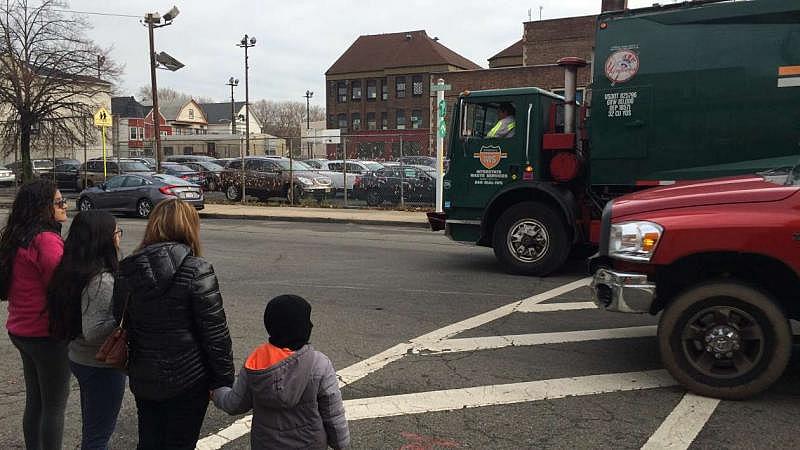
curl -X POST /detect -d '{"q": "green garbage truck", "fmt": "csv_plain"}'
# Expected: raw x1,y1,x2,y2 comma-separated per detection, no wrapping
428,0,800,275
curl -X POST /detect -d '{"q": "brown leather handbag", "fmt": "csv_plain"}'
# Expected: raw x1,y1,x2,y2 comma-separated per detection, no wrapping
95,294,129,369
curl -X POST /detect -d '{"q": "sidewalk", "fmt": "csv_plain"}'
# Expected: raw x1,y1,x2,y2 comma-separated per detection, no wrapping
0,192,431,228
200,203,430,228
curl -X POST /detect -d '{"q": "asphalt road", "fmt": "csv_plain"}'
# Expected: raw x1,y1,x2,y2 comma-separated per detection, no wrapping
0,213,797,449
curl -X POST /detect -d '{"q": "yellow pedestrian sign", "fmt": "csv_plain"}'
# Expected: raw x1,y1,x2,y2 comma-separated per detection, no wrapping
93,107,112,178
94,107,112,127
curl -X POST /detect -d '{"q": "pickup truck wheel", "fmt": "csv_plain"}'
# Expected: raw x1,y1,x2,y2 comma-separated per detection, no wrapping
658,281,791,400
492,201,569,276
286,185,304,204
225,185,242,201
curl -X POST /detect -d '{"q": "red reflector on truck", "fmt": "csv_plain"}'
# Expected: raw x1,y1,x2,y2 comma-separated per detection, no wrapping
542,133,576,151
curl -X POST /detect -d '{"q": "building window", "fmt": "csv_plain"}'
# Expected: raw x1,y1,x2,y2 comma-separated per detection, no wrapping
367,80,377,100
329,115,336,129
381,79,388,100
396,77,406,99
129,127,137,140
337,113,347,131
337,82,347,103
352,81,362,101
352,113,361,131
412,75,423,96
367,112,376,130
396,110,405,129
188,109,194,119
139,127,145,139
381,112,388,130
411,109,421,129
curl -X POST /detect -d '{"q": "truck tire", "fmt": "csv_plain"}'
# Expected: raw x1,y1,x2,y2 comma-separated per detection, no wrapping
492,201,569,276
658,281,791,400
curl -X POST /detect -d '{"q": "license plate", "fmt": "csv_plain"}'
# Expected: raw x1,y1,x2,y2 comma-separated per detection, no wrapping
181,192,200,199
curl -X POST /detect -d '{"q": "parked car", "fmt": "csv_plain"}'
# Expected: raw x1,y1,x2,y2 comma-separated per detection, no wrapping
303,159,329,170
0,165,14,186
6,159,54,178
310,160,384,191
42,162,81,191
78,159,153,189
355,164,436,206
218,157,332,202
77,173,203,218
398,156,436,167
166,155,217,164
181,160,225,191
159,162,205,186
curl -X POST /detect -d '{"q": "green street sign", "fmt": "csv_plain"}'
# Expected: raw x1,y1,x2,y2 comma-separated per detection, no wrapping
438,121,447,137
431,83,452,92
438,99,446,118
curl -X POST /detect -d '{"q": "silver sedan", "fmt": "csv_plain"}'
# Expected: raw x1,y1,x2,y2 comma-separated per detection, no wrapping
77,174,204,218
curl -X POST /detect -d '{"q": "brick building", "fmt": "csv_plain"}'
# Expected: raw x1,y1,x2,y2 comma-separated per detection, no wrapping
325,30,481,160
431,14,597,149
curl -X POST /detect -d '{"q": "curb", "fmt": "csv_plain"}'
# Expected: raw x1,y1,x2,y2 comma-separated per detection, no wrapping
198,212,430,229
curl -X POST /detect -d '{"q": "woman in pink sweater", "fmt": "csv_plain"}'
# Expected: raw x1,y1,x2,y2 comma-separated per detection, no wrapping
0,179,70,450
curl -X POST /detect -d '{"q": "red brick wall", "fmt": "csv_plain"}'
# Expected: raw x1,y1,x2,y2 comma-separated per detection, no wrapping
523,15,596,66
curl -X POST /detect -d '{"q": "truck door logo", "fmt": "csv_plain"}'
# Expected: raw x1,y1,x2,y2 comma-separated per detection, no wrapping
474,145,507,169
605,49,640,85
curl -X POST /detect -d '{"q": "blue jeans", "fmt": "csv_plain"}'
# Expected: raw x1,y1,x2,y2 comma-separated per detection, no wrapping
69,361,126,450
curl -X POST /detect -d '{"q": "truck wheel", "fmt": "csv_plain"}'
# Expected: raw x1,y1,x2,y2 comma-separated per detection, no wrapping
492,201,569,276
225,185,242,201
658,281,791,400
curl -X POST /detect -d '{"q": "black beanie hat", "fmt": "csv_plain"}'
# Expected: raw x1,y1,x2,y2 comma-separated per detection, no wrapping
264,295,313,351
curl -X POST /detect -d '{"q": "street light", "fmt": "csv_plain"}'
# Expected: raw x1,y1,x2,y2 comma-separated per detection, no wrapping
144,5,182,173
304,90,313,158
237,35,256,156
226,77,239,134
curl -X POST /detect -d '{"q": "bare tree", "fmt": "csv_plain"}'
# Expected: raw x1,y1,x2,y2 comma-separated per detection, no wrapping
252,100,325,153
137,86,215,108
0,0,120,181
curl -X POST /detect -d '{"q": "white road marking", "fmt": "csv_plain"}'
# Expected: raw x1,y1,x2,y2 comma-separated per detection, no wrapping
344,370,677,421
413,326,656,355
411,278,592,344
517,301,597,313
195,276,614,450
642,393,721,450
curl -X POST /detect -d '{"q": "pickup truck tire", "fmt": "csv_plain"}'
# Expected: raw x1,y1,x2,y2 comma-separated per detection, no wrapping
225,184,242,201
492,201,569,276
658,281,791,400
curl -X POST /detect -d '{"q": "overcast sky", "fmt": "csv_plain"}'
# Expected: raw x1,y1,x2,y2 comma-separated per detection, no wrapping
66,0,660,108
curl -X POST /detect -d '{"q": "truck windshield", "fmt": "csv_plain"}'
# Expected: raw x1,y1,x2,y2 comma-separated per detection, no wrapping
461,102,501,138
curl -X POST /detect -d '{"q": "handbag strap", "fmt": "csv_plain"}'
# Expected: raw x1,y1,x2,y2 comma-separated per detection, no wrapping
118,292,131,329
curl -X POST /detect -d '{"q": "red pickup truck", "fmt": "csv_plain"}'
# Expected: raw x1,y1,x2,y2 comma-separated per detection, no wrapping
590,169,800,399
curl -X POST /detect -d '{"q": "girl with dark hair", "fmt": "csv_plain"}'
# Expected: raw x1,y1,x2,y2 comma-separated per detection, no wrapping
48,210,125,450
0,179,70,449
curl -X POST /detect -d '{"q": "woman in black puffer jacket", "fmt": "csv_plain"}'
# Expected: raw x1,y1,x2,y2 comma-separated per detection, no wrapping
113,199,234,449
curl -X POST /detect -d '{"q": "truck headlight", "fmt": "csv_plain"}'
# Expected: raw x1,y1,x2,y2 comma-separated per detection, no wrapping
297,176,313,186
609,221,663,262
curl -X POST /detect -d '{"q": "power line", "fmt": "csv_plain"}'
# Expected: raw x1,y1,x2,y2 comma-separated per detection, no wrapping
52,9,140,19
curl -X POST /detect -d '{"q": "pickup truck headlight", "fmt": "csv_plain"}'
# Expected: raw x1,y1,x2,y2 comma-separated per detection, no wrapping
296,176,313,186
609,221,663,262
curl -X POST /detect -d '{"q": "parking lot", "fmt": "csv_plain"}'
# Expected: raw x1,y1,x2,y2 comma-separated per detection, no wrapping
0,212,797,449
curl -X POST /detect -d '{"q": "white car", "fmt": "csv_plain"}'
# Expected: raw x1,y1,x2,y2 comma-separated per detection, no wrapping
312,160,384,191
0,165,14,185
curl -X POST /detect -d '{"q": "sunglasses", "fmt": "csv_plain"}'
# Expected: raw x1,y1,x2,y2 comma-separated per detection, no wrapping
53,199,68,209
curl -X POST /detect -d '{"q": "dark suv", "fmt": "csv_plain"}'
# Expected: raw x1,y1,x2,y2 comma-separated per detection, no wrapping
218,157,333,202
79,159,153,189
355,165,436,206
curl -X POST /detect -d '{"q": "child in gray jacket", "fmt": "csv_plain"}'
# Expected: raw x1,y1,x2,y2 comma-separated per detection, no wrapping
212,295,350,449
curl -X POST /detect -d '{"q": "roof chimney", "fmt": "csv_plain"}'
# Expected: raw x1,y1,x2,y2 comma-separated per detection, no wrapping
601,0,627,12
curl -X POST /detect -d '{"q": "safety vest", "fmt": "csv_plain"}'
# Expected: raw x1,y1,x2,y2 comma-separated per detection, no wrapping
487,116,515,138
